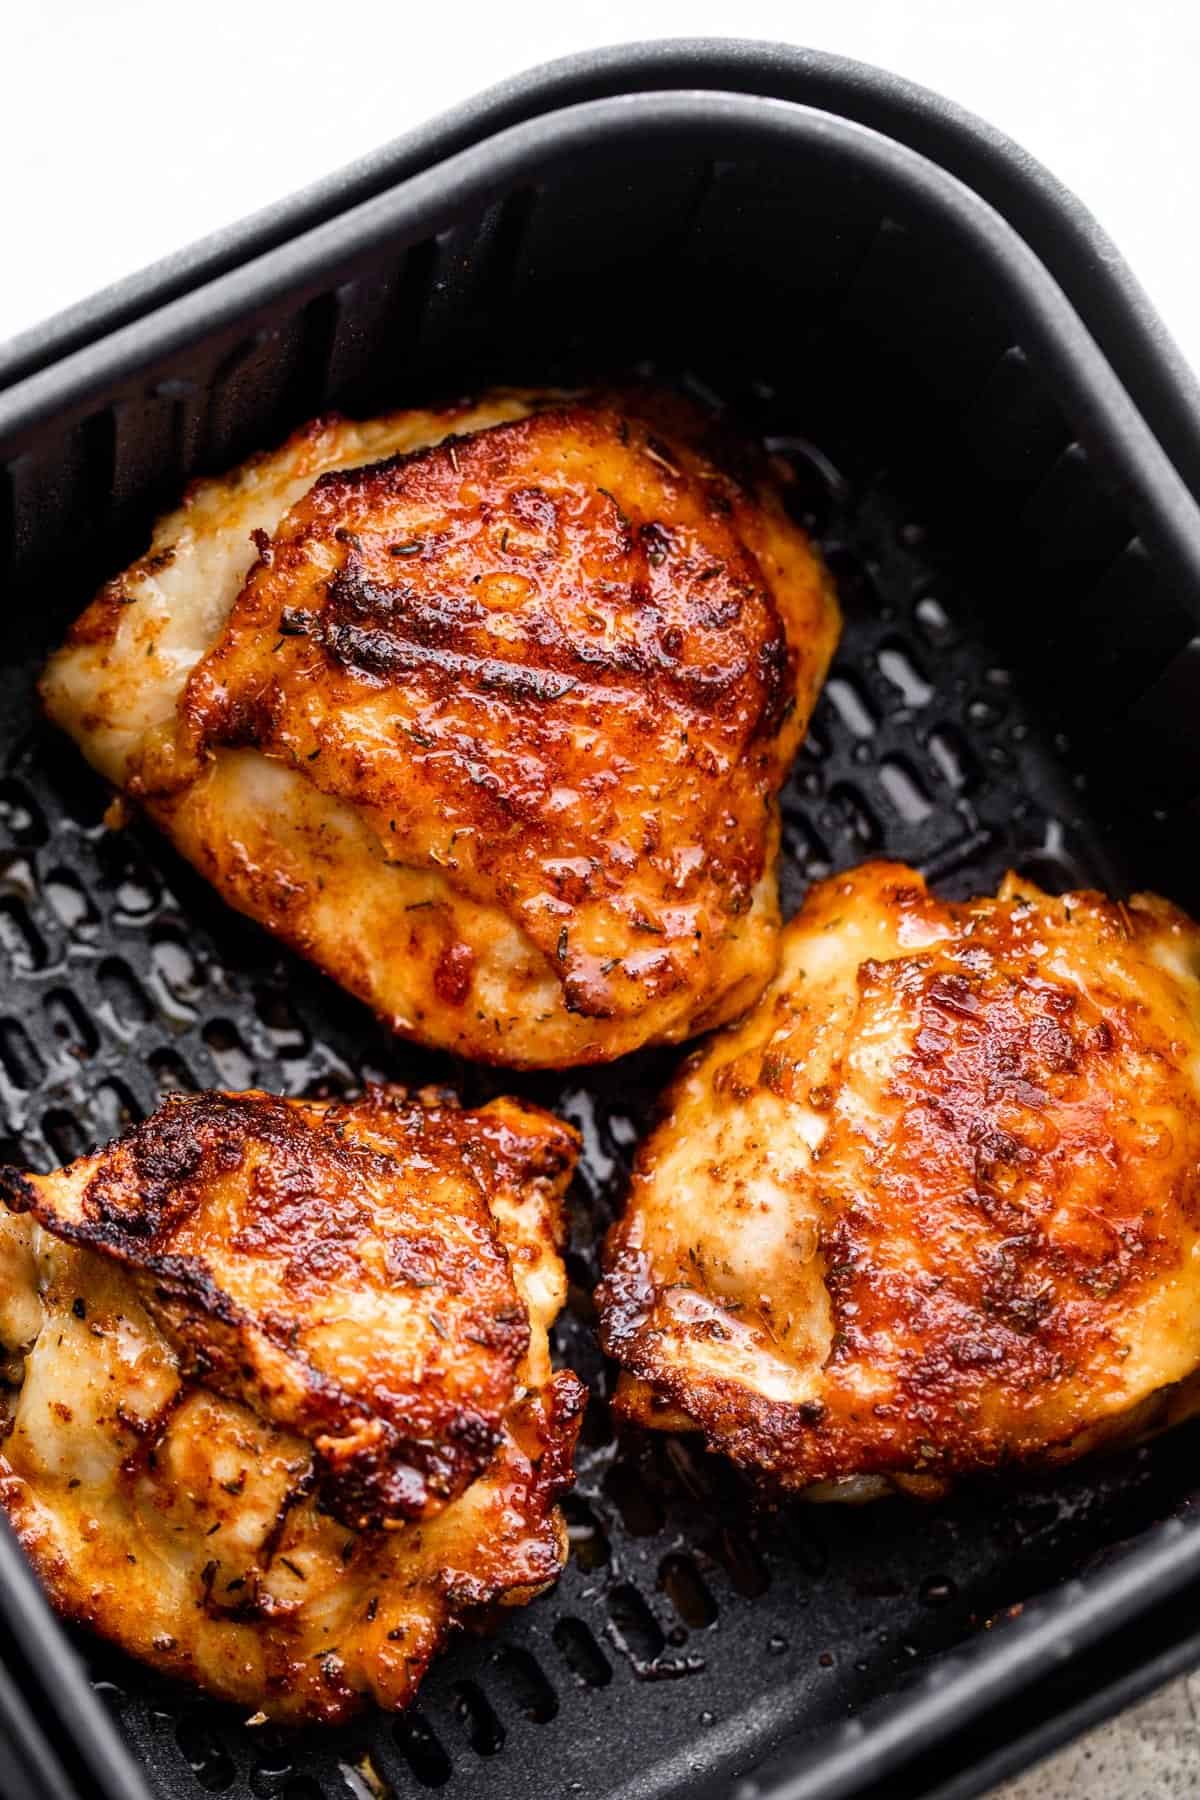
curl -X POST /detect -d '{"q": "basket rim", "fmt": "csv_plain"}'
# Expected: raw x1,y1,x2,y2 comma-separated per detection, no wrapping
3,38,1198,498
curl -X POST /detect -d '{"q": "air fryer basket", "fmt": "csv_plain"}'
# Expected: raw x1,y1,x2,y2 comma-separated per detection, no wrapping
2,89,1200,1800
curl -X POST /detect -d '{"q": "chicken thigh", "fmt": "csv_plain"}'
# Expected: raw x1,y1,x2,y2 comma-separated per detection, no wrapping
0,1087,582,1721
41,390,839,1067
599,861,1200,1497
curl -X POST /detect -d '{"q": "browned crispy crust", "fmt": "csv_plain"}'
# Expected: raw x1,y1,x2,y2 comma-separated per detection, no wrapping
0,1365,585,1723
598,861,1200,1494
0,1086,584,1721
155,401,795,1009
53,390,836,1066
0,1087,576,1527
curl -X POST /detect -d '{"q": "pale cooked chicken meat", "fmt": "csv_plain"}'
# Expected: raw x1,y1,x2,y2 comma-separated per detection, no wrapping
598,861,1200,1497
0,1087,583,1722
41,389,839,1067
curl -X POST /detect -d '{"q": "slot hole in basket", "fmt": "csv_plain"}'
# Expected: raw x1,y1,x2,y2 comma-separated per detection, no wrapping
606,1584,666,1664
452,1680,506,1755
764,433,848,536
34,737,110,828
878,758,933,825
91,1078,143,1138
98,839,161,917
780,807,832,884
926,725,978,792
1016,853,1078,894
707,1524,770,1598
254,985,311,1058
561,1492,611,1570
576,1386,617,1450
0,1017,43,1089
42,1107,87,1164
824,674,877,739
244,1735,293,1792
0,898,46,972
247,1744,296,1796
1015,823,1089,894
827,783,881,851
176,1711,237,1792
148,1047,197,1094
204,1018,256,1088
821,545,880,622
0,778,48,847
563,1249,598,1321
603,1462,665,1537
491,1646,558,1723
90,1679,128,1720
877,642,934,709
661,1436,718,1504
43,986,98,1058
913,591,956,645
660,1554,718,1629
392,1713,452,1788
151,927,205,1006
553,1616,612,1688
98,957,154,1025
44,867,98,935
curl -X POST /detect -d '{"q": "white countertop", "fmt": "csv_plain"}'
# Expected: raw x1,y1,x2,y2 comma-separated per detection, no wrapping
6,4,1198,1794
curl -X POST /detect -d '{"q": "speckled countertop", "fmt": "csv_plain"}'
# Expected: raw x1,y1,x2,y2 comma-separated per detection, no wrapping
994,1674,1200,1799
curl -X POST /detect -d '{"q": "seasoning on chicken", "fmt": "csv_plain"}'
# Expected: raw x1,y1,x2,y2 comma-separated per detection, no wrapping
599,861,1200,1498
0,1086,583,1722
41,389,839,1066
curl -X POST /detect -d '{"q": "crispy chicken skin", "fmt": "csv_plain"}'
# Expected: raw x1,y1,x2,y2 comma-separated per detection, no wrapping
0,1088,584,1722
41,389,839,1067
598,861,1200,1499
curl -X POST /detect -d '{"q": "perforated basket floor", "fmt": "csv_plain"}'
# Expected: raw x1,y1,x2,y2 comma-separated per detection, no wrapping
0,425,1195,1800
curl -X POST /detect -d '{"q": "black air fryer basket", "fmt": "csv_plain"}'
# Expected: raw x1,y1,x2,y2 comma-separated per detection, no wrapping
2,41,1200,1800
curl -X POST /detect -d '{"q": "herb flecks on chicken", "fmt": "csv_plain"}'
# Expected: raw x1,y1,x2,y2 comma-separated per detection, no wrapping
42,390,838,1066
0,1087,583,1722
599,861,1200,1498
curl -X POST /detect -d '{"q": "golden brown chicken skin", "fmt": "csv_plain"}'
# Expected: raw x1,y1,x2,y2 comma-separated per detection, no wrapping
598,861,1200,1499
0,1088,584,1722
41,390,839,1067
